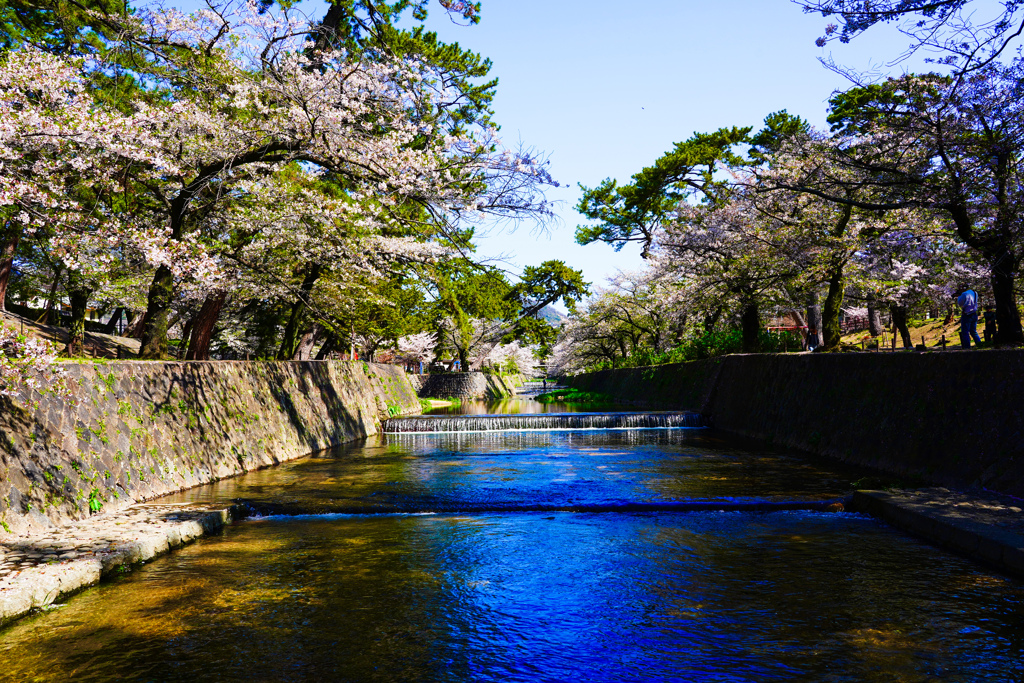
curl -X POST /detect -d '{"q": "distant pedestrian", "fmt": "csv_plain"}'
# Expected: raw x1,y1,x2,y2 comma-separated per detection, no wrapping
956,287,982,349
983,305,997,343
542,378,547,390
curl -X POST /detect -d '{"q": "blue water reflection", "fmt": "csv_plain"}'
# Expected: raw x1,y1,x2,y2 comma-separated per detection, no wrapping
1,511,1021,682
155,430,864,513
2,426,1021,681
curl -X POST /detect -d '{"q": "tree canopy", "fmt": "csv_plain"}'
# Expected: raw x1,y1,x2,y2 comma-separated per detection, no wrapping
0,0,576,376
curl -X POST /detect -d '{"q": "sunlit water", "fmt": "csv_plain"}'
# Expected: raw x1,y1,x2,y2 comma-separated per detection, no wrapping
1,427,1022,682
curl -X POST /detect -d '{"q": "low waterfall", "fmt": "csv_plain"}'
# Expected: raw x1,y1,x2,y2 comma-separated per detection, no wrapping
383,411,706,433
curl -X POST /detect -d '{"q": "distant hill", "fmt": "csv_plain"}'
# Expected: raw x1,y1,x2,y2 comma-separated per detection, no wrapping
537,305,568,327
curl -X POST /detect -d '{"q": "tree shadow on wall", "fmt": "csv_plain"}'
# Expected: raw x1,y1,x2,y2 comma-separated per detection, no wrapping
140,362,371,468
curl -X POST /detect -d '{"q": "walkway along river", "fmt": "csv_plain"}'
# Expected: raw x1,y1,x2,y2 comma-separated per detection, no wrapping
0,402,1022,682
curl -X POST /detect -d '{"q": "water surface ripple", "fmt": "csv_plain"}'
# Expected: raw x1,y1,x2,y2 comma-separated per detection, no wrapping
0,428,1020,682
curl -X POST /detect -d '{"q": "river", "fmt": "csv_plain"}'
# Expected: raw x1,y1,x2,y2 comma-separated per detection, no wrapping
0,401,1020,682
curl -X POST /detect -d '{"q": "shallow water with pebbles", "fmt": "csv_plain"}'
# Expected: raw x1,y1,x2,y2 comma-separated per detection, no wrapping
1,427,1022,682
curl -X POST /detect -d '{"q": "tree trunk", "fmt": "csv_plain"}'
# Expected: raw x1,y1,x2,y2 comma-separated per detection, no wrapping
123,310,147,339
822,265,845,350
0,225,20,312
178,316,194,360
138,264,174,359
364,339,382,363
186,291,227,360
278,303,306,361
741,302,760,353
867,293,883,337
277,264,322,360
100,307,126,335
293,323,325,361
64,285,91,357
806,291,823,350
315,332,337,360
703,307,722,332
991,252,1024,344
38,266,62,325
890,303,913,349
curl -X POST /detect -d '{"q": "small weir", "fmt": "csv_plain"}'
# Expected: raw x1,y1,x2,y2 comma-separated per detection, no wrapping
234,497,851,518
384,410,706,433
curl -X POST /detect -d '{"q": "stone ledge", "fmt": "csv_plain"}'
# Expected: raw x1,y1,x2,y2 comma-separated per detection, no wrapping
851,488,1024,579
0,502,244,627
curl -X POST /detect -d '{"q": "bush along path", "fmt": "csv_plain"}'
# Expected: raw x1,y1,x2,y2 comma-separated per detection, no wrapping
535,388,617,406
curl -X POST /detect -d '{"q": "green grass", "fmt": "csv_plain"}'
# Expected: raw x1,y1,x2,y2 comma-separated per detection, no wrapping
535,388,615,405
421,397,462,410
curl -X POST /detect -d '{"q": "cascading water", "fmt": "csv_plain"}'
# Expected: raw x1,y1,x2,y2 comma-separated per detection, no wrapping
383,411,706,433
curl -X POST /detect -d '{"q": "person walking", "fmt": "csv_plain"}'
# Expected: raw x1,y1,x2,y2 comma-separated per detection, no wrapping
956,287,982,349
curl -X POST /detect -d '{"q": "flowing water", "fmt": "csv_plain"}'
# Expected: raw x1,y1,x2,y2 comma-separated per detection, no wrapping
1,412,1022,682
383,412,706,434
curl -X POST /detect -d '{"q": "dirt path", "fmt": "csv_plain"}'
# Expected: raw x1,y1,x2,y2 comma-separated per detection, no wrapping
841,317,989,350
1,311,140,359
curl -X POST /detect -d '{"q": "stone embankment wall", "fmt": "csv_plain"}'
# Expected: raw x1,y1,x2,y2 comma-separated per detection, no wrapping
566,352,1024,498
0,360,421,536
415,372,524,399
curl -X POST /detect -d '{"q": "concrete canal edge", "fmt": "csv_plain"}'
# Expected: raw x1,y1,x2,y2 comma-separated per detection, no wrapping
0,502,247,627
564,352,1024,499
0,360,422,538
566,353,1024,578
851,490,1024,579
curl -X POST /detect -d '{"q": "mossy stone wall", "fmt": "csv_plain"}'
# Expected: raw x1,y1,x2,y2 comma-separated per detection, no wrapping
0,360,421,536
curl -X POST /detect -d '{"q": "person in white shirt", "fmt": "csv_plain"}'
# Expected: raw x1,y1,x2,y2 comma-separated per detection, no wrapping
956,287,982,349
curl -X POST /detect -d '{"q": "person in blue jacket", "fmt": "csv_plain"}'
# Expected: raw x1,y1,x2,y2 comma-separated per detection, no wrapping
956,287,982,349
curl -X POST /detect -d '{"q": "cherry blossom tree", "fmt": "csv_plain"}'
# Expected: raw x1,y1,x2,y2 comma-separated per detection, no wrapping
0,46,179,352
800,0,1024,73
396,331,436,367
0,324,68,399
780,66,1024,343
120,3,558,358
0,1,562,361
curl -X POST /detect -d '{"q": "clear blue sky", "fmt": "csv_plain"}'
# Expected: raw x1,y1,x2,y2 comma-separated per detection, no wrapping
400,1,932,294
174,0,930,295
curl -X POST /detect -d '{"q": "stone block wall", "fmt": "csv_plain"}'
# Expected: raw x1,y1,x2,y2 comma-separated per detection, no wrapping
0,360,421,536
415,372,522,399
566,351,1024,498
